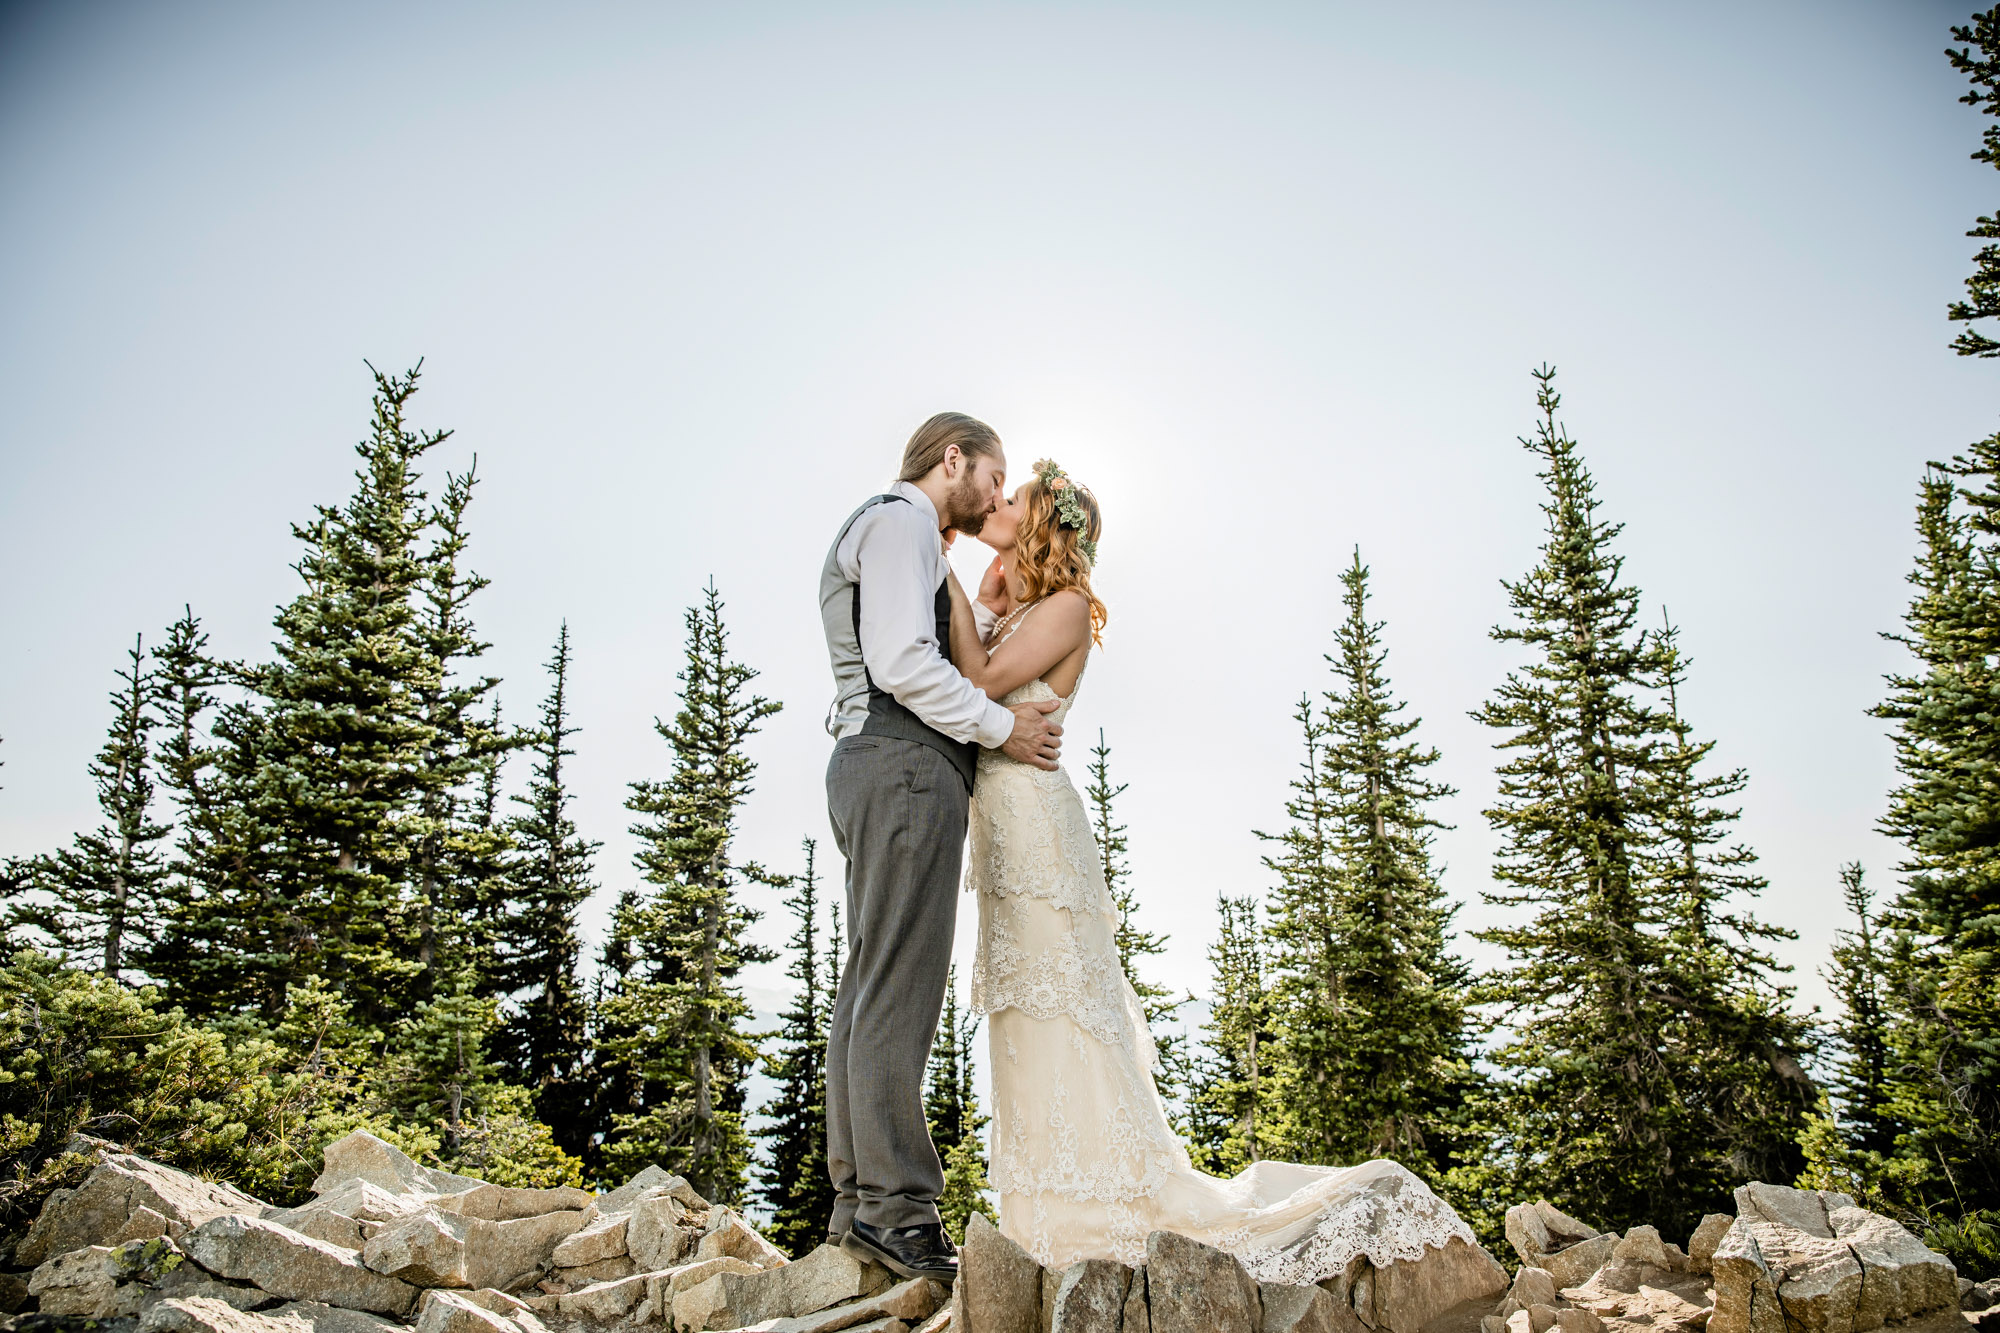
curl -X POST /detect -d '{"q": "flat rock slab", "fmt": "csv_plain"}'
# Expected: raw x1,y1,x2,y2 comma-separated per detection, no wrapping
952,1215,1043,1333
551,1213,628,1268
22,1156,272,1266
429,1184,593,1223
625,1190,689,1271
415,1291,521,1333
184,1215,418,1318
311,1133,484,1200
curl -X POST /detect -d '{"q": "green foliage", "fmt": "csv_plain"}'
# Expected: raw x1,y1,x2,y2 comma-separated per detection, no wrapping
1187,896,1273,1174
1924,1209,2000,1282
1473,367,1811,1237
756,840,836,1257
925,968,994,1244
601,582,780,1203
1820,865,1897,1156
490,624,598,1152
1949,10,2000,357
1084,731,1190,1107
1872,451,2000,1213
1258,550,1477,1184
11,636,172,978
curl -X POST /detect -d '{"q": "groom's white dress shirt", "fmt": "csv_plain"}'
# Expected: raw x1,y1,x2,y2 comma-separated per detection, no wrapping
827,480,1015,750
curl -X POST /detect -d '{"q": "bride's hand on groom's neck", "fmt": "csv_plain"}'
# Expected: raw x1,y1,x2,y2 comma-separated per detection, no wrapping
978,553,1011,617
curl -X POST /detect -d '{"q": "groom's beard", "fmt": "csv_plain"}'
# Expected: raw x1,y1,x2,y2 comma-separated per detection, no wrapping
944,468,990,537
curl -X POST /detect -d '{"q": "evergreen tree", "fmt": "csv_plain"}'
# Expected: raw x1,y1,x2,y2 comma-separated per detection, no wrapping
1822,863,1897,1156
1948,10,2000,358
405,462,513,1000
491,625,598,1147
1873,452,2000,1212
1260,551,1473,1180
925,966,994,1243
157,365,444,1025
14,635,172,978
599,582,780,1203
1650,615,1815,1192
1473,366,1785,1234
1187,896,1272,1175
1084,731,1188,1103
756,839,834,1256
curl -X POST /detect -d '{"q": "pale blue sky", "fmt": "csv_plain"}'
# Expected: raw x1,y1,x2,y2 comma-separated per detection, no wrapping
1,1,1991,1038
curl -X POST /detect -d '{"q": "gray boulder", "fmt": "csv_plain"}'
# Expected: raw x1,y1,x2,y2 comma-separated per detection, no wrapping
413,1291,522,1333
141,1297,306,1333
21,1155,271,1266
183,1214,419,1317
1145,1230,1261,1333
362,1211,475,1288
264,1303,404,1333
623,1188,688,1271
427,1184,593,1223
309,1133,483,1200
1123,1267,1150,1333
695,1206,790,1270
1345,1237,1508,1333
1710,1184,1958,1333
1260,1281,1347,1333
1685,1215,1733,1277
30,1236,195,1319
952,1214,1044,1333
1047,1260,1129,1333
549,1212,628,1268
1504,1204,1618,1291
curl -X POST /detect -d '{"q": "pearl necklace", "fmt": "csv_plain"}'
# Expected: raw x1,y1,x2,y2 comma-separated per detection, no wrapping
990,600,1039,644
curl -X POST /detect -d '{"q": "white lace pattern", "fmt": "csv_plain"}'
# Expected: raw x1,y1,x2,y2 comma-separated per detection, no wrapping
968,619,1477,1282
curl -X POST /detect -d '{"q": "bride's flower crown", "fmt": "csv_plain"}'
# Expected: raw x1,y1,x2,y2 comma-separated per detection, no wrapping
1033,458,1098,565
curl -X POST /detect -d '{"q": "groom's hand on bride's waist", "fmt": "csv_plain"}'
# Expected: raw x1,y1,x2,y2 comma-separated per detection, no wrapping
1002,698,1063,770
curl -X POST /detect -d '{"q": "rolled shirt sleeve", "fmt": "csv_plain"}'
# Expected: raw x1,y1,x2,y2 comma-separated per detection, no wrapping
846,501,1016,750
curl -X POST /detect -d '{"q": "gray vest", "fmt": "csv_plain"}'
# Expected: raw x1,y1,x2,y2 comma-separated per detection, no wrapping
820,494,980,791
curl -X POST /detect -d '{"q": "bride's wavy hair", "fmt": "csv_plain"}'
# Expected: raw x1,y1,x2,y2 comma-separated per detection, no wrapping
1016,473,1108,646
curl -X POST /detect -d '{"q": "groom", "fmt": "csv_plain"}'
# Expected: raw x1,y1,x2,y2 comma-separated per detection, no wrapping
818,411,1064,1281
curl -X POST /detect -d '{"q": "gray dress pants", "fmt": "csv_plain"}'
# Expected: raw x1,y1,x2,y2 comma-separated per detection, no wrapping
824,734,967,1233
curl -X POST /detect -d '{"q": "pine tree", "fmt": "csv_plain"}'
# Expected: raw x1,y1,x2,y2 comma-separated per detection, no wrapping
1823,863,1897,1156
756,839,835,1256
925,967,995,1243
599,582,781,1203
1187,896,1273,1175
491,625,598,1147
1084,731,1187,1103
390,967,500,1154
1260,551,1473,1180
1948,10,2000,358
1473,366,1757,1233
13,635,172,978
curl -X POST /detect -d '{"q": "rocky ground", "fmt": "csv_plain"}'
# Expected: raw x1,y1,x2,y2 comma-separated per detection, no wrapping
2,1135,1994,1333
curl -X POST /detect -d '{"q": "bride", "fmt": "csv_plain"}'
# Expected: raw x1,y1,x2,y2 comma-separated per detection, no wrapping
941,459,1478,1284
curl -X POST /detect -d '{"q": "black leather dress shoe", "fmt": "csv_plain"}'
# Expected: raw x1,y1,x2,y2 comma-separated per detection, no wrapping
841,1219,960,1283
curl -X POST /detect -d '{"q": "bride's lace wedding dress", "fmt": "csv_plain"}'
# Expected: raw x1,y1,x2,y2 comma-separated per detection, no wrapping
967,608,1477,1283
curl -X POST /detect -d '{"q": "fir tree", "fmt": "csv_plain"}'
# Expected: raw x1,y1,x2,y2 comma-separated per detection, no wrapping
1187,896,1273,1174
14,635,172,978
391,967,499,1154
600,582,780,1203
1650,615,1815,1194
491,625,598,1147
1473,366,1775,1234
925,966,994,1243
406,461,513,1000
1823,863,1897,1156
1260,551,1473,1180
158,365,444,1025
756,839,835,1256
1873,453,2000,1212
1084,731,1187,1103
1948,10,2000,358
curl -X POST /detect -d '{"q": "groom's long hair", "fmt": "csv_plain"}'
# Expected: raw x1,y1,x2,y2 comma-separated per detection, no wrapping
899,412,1001,481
